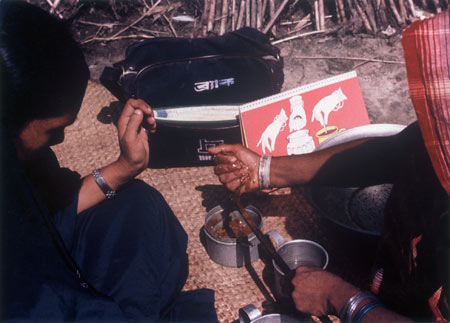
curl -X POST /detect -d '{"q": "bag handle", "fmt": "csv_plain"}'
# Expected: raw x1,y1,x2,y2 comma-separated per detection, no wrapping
99,66,127,102
231,27,280,58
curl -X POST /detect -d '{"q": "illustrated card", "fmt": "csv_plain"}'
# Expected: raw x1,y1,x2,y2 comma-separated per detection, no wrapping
239,71,370,156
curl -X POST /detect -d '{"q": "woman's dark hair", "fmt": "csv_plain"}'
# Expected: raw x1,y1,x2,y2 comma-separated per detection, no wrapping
0,0,90,131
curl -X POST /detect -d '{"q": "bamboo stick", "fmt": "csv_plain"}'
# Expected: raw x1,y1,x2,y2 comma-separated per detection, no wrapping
376,0,389,28
268,0,276,35
220,0,228,35
405,0,417,19
246,0,251,26
345,0,355,19
257,0,262,29
336,0,342,23
271,30,326,45
354,0,373,33
251,0,257,28
237,0,246,29
398,0,408,22
207,0,217,32
284,14,312,35
261,0,268,26
360,0,377,32
387,0,405,25
314,0,320,30
231,0,237,30
201,0,209,27
337,0,347,22
263,0,290,34
318,0,325,30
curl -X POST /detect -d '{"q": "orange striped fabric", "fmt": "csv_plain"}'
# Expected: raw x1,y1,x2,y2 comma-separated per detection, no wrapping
402,11,450,196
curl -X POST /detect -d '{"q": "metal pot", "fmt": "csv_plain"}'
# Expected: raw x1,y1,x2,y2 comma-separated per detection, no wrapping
238,304,301,323
203,205,262,267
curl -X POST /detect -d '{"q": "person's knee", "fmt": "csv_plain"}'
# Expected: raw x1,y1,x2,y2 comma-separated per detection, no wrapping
117,179,163,203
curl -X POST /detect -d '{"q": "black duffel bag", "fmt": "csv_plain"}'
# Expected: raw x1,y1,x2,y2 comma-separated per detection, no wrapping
100,27,284,168
100,27,283,107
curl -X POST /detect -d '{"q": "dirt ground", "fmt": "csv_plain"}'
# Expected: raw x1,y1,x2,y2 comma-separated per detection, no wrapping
83,29,417,127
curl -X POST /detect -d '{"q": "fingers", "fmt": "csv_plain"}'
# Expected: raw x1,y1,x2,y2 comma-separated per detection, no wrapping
292,266,322,286
213,161,242,175
208,144,242,156
123,109,144,143
213,152,239,166
118,99,155,139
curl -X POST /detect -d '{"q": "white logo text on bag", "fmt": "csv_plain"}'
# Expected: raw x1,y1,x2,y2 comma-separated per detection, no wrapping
197,139,225,161
194,78,235,92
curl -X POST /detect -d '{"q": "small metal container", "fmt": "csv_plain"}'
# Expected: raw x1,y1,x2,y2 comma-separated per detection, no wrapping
239,304,301,323
267,231,329,300
203,205,262,267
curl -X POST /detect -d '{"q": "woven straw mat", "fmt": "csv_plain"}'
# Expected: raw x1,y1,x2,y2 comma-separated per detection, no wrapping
52,81,371,323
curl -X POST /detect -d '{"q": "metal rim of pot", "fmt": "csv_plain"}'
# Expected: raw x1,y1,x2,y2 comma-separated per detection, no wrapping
203,205,263,245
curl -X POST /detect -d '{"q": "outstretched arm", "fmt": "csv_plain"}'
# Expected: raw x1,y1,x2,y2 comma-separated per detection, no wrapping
209,122,420,193
291,267,410,322
77,99,156,213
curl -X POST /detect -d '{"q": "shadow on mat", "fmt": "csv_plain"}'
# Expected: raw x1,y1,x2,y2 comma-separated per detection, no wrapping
97,101,123,126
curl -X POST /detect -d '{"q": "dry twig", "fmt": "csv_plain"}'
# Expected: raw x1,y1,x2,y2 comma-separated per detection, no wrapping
257,0,262,29
231,0,237,30
271,30,326,44
360,0,377,32
163,14,178,37
261,0,268,25
406,0,417,19
292,54,405,64
354,0,373,33
110,0,161,39
246,0,251,26
337,0,347,22
269,0,276,35
251,0,257,28
398,0,408,22
81,33,155,44
220,0,228,34
46,0,61,16
207,0,216,32
387,0,405,25
77,20,118,29
318,0,325,30
236,0,246,29
263,0,290,34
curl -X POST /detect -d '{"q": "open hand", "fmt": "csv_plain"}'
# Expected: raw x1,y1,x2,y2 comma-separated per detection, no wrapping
116,99,156,178
208,144,260,195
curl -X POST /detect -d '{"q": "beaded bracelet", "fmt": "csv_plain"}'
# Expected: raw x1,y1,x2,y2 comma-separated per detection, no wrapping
353,300,385,323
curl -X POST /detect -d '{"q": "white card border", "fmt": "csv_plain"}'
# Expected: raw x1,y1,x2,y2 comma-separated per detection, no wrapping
240,71,358,113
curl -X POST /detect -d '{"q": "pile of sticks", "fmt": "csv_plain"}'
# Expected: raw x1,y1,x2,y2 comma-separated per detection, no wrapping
199,0,448,37
338,0,449,34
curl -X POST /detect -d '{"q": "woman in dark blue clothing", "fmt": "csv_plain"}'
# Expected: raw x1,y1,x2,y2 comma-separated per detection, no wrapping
0,1,217,321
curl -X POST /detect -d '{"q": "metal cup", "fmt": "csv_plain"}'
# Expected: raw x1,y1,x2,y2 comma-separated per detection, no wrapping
239,304,301,323
203,205,263,267
267,231,329,301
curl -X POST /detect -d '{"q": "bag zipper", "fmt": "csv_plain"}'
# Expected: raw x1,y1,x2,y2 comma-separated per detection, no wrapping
121,53,280,90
